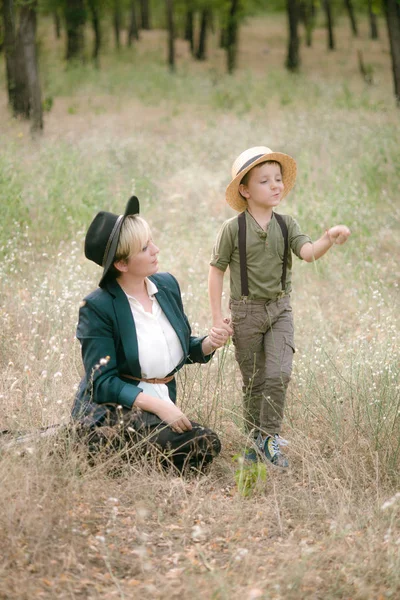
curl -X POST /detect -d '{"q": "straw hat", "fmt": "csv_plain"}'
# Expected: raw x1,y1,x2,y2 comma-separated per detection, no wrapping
84,196,140,287
225,146,297,212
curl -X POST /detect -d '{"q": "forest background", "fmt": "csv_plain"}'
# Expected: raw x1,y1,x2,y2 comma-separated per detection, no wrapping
0,1,400,599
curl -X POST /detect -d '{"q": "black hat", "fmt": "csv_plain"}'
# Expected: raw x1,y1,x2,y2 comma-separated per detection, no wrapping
84,196,140,287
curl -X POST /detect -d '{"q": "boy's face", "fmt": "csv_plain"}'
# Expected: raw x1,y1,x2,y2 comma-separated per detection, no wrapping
239,162,284,211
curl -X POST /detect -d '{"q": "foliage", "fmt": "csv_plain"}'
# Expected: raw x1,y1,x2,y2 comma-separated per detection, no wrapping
233,455,267,496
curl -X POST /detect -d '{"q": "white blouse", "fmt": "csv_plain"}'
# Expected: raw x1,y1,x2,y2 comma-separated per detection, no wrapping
124,278,184,402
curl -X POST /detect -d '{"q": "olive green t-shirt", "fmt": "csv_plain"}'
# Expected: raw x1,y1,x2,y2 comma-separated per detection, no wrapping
210,210,311,301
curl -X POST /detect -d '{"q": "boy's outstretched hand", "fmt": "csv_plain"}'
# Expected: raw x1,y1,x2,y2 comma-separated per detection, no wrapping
327,225,351,245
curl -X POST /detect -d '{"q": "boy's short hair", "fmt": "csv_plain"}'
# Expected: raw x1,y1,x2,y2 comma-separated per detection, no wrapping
239,160,282,196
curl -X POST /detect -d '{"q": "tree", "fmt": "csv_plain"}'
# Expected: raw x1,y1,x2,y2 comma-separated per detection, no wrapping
300,0,316,47
368,0,378,40
322,0,335,50
384,0,400,104
166,0,175,71
196,7,211,60
87,0,101,66
113,0,122,49
139,0,150,29
128,0,139,45
226,0,240,74
18,0,42,131
184,1,194,55
53,9,61,39
344,0,358,36
367,0,379,40
286,0,300,71
3,0,21,112
64,0,86,62
2,0,42,131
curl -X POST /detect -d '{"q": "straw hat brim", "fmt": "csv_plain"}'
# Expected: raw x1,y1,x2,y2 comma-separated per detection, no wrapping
225,152,297,212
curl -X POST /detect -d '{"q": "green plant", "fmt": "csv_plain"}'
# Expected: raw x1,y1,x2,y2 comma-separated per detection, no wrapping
233,455,267,497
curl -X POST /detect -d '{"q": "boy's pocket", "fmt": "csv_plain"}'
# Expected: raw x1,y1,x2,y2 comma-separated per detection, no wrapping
280,336,295,375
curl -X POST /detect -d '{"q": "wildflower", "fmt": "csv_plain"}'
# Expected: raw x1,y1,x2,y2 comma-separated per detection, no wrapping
381,492,400,511
234,548,249,561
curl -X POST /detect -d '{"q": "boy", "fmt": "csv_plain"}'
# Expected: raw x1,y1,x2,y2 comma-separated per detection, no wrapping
209,146,350,467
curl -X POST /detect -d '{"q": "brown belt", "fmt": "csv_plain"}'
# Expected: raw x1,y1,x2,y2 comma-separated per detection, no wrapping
121,373,175,385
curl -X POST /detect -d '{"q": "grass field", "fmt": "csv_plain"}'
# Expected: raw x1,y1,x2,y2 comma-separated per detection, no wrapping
0,12,399,600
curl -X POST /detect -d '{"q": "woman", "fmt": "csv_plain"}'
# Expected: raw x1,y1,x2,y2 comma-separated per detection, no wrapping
72,196,227,473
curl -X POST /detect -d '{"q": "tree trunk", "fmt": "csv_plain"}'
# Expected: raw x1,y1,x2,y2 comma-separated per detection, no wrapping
65,0,86,62
368,0,379,40
196,8,210,60
166,0,175,72
385,0,400,104
113,0,121,50
3,0,29,117
184,5,194,55
344,0,358,37
3,0,18,110
87,0,101,67
220,27,227,49
226,0,239,74
53,10,61,39
128,0,139,46
139,0,150,30
18,1,43,132
286,0,300,71
301,0,315,47
323,0,335,50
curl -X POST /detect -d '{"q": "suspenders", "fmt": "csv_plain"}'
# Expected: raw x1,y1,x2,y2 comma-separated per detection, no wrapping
237,211,289,300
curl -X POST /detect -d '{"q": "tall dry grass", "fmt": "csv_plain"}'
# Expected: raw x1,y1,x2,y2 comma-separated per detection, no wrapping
0,12,399,600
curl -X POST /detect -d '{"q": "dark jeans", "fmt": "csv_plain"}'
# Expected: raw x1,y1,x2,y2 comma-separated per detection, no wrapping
80,406,221,474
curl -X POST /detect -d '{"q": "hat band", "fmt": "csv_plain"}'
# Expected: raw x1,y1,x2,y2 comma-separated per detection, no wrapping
102,215,123,267
236,154,265,176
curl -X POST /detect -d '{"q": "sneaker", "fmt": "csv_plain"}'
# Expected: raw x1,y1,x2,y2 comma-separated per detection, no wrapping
242,446,259,463
257,433,289,468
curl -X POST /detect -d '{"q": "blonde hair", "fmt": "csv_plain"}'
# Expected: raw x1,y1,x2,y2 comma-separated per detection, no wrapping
115,215,152,263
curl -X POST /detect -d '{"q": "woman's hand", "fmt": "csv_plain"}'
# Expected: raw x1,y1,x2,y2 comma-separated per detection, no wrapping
155,402,192,433
202,320,232,354
209,325,231,348
135,392,192,434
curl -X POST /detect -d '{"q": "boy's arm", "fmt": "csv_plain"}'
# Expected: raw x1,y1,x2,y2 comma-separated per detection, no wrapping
208,265,233,334
300,225,351,262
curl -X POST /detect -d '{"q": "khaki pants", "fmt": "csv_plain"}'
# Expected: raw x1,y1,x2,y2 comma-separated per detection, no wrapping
230,295,295,437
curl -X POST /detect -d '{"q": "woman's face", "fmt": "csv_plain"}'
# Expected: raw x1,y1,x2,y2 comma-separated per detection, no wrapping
115,239,159,280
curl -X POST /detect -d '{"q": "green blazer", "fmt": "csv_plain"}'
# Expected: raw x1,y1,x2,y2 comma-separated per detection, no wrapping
71,273,212,427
